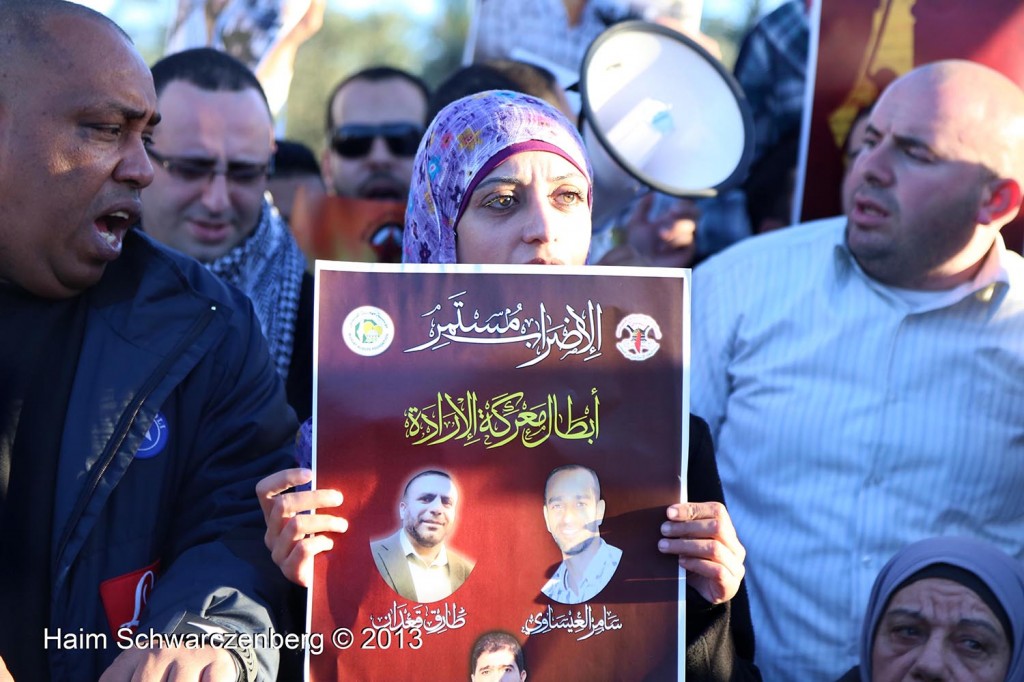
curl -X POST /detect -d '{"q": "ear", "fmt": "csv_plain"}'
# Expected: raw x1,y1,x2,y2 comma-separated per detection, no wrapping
595,499,606,525
320,147,334,194
978,177,1022,227
543,505,552,533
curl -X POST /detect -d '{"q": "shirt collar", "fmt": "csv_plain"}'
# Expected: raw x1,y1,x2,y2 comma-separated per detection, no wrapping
400,529,449,568
832,219,1011,308
554,538,607,583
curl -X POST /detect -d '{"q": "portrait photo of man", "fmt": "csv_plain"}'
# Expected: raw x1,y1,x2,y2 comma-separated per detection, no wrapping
469,630,527,682
370,469,474,602
541,464,622,604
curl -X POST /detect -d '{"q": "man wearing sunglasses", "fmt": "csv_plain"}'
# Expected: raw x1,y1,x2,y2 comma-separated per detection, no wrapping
321,66,429,202
142,47,312,422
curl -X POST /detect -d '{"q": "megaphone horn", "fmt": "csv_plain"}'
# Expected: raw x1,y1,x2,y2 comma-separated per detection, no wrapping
579,20,754,198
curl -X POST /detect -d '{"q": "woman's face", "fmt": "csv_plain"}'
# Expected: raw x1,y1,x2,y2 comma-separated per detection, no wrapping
456,151,591,266
871,577,1011,682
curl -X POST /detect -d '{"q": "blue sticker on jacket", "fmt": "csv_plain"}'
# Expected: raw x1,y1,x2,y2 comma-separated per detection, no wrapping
136,412,168,459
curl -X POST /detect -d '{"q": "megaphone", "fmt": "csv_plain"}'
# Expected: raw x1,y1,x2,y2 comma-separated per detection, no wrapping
579,20,754,198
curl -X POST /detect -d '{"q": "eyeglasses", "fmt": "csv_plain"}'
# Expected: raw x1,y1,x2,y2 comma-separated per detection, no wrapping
146,147,273,185
330,123,423,159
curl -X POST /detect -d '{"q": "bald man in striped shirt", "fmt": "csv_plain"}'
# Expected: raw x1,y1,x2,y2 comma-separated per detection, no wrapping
691,60,1024,681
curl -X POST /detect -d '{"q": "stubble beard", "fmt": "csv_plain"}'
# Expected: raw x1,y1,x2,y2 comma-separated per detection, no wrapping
406,516,445,549
848,196,983,288
556,533,596,557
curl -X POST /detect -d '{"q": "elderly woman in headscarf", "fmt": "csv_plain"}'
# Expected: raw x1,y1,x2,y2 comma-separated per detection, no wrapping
837,536,1024,682
257,90,759,680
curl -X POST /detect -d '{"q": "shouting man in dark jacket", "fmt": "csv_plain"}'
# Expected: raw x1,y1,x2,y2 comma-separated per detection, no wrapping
0,2,295,680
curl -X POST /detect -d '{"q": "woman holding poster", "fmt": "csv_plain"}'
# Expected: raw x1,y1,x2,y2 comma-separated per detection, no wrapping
258,90,759,680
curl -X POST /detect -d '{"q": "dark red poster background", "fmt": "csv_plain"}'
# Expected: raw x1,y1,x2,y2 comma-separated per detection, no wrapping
801,0,1024,252
308,265,689,681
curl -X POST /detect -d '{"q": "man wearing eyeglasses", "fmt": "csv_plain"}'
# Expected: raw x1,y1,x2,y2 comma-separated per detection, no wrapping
141,47,312,422
321,66,429,202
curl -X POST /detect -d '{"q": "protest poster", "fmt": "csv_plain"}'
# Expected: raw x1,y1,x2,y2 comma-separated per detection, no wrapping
798,0,1024,251
308,263,689,681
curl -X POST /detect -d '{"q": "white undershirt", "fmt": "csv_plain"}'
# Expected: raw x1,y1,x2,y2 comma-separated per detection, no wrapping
399,530,452,602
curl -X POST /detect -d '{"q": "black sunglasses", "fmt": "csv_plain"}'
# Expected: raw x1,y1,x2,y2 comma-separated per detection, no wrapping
146,147,273,185
330,123,423,159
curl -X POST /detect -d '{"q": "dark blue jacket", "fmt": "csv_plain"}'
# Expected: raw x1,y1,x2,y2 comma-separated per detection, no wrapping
46,230,296,681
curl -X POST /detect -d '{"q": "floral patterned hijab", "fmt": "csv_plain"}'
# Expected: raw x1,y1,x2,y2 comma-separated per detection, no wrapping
403,90,592,264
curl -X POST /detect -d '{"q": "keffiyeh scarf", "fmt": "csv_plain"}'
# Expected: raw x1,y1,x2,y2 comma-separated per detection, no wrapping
207,200,306,378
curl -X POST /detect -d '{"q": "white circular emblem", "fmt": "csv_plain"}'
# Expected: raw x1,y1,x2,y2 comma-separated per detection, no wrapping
343,306,394,357
615,313,663,361
136,412,169,459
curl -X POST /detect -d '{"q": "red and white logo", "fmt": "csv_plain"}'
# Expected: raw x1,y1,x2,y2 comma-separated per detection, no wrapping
615,314,663,361
99,560,160,635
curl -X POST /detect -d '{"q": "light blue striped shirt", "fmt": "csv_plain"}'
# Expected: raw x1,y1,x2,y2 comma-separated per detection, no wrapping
692,216,1024,681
